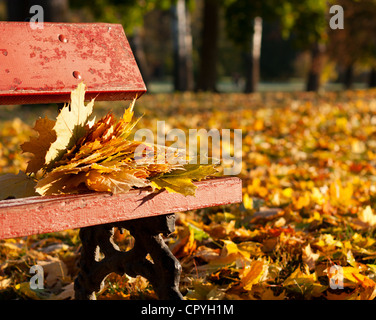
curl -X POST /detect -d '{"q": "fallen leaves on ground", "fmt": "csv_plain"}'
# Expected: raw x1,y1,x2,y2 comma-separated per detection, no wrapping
3,89,376,299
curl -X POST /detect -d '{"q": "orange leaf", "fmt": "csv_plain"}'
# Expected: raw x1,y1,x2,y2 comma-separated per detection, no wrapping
241,260,266,291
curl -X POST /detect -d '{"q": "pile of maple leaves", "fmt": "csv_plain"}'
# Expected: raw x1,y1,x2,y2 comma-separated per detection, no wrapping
0,83,218,200
2,88,376,300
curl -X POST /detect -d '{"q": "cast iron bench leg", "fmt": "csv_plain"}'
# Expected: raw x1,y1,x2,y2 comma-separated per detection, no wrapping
74,213,183,300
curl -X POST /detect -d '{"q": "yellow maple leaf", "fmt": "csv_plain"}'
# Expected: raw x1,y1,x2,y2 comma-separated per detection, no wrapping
315,233,343,250
21,116,57,173
292,191,311,210
122,97,136,123
357,205,376,227
241,260,266,291
302,244,320,271
310,187,326,205
282,187,293,198
35,170,88,196
45,82,94,169
341,267,368,286
247,178,268,198
151,176,197,196
283,266,325,297
243,193,253,210
325,264,375,291
150,163,218,197
85,170,149,194
329,180,353,207
0,171,37,200
20,83,95,174
206,240,250,268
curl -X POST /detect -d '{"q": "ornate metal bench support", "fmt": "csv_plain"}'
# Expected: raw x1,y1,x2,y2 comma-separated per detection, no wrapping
74,213,183,300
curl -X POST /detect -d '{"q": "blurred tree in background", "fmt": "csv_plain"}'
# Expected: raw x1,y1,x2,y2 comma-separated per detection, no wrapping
285,0,328,92
327,0,376,89
2,0,376,93
6,0,69,21
195,0,220,92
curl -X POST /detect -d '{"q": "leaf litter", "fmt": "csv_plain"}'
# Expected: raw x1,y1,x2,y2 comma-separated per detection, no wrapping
3,89,376,299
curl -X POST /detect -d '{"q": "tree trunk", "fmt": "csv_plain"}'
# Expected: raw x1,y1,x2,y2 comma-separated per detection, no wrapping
369,68,376,88
306,42,326,92
343,63,354,90
7,0,69,21
196,0,219,92
244,17,262,93
171,0,194,91
6,0,29,20
129,27,151,87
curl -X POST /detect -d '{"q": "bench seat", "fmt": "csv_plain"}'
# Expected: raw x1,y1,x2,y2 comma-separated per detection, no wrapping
0,177,242,239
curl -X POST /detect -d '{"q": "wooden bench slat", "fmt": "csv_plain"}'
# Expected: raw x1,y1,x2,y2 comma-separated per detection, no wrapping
0,22,146,105
0,177,242,239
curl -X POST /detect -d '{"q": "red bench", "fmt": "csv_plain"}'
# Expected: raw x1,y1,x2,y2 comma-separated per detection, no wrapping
0,22,242,300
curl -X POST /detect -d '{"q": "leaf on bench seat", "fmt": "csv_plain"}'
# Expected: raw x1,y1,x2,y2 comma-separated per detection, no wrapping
45,82,95,170
21,82,94,173
150,163,219,196
83,170,149,194
20,116,57,174
0,171,37,200
14,83,219,198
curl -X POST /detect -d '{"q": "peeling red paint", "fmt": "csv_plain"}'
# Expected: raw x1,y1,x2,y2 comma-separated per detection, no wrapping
0,22,146,105
0,177,242,239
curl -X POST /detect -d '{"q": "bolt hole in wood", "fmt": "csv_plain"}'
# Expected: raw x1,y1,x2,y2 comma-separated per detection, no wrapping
58,34,68,43
73,71,82,80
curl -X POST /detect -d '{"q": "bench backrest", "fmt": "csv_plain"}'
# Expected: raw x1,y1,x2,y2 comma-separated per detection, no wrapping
0,22,146,105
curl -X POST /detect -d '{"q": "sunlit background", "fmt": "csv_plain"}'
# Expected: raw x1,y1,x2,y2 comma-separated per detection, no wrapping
3,0,376,301
1,0,375,93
